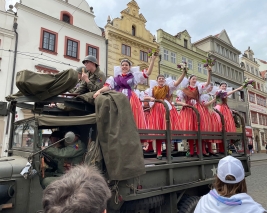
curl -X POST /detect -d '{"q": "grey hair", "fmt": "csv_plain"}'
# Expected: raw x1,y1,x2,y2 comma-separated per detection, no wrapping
42,165,111,213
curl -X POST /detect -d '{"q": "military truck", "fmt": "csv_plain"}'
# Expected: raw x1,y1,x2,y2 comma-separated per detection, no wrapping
0,94,250,213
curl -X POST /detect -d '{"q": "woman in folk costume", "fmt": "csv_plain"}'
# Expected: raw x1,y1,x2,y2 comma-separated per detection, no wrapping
146,70,186,160
93,55,157,129
199,83,222,155
214,82,244,153
176,67,212,157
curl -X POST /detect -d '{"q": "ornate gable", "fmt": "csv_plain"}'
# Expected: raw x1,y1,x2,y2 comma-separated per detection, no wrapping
216,29,232,46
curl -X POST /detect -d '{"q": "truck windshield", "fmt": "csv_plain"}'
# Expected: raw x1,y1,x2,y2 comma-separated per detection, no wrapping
13,121,35,151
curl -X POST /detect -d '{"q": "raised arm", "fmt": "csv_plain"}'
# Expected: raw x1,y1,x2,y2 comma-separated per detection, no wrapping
146,54,157,76
174,70,186,87
203,98,216,107
227,85,243,96
202,67,212,88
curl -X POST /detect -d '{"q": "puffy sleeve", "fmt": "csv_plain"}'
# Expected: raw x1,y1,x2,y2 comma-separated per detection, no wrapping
197,82,208,95
209,86,219,95
134,89,141,99
165,77,176,94
200,94,210,104
177,77,189,90
104,76,115,89
132,67,148,85
176,90,185,102
226,87,233,98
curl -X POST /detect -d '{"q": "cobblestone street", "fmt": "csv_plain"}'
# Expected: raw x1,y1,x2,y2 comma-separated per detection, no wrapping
246,155,267,209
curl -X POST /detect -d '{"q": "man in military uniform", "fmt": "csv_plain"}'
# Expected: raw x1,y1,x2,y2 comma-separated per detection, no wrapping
41,130,85,188
74,55,106,94
68,66,85,93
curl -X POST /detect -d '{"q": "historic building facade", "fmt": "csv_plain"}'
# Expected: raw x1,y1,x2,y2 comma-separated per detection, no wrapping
194,30,249,128
1,0,106,156
241,47,267,152
104,0,159,89
157,29,208,86
0,1,16,156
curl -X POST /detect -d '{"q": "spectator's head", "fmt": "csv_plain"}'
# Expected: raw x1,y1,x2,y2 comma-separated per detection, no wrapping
213,156,247,197
42,165,111,213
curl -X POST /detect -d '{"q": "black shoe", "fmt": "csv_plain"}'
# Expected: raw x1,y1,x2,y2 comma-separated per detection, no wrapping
209,152,219,157
203,153,210,157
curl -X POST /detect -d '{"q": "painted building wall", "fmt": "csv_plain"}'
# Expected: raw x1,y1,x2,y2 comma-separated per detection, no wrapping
0,1,16,156
105,0,159,90
157,29,208,85
1,0,106,156
194,30,249,126
241,47,267,152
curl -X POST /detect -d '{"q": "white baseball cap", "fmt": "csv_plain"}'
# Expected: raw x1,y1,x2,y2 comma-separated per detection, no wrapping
217,156,245,184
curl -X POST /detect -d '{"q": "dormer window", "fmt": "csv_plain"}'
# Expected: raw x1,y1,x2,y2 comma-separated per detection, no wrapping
132,25,136,36
184,39,188,48
60,11,73,25
63,14,70,23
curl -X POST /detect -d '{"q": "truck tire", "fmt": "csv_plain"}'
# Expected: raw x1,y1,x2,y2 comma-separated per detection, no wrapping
177,196,199,213
121,195,165,212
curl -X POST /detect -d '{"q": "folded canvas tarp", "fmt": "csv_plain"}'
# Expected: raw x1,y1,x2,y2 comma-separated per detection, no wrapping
14,69,78,101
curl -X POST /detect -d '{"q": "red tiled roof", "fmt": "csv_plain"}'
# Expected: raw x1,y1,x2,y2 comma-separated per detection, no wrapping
259,59,267,64
214,33,220,37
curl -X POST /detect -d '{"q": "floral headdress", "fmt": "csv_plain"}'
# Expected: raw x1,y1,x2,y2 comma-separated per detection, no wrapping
120,59,132,66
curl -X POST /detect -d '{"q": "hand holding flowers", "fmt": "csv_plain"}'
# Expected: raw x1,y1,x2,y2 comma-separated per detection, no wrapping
202,56,216,72
243,79,255,89
177,61,189,77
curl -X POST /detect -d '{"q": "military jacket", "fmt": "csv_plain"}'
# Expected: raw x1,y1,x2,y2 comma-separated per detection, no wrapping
75,67,106,94
44,139,85,172
69,79,82,93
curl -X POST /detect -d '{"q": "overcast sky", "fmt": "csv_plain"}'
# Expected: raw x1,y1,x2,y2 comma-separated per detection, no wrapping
7,0,267,62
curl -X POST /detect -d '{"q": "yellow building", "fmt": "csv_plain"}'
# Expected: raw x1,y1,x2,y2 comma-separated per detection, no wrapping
104,0,159,89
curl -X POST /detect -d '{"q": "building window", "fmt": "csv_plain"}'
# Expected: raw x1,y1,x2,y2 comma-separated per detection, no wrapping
86,44,99,60
235,71,238,80
246,64,249,71
198,63,202,73
140,51,148,62
222,47,225,56
184,39,188,48
132,25,136,36
216,44,220,53
164,73,170,78
171,75,177,80
182,56,186,63
239,91,245,102
225,49,229,58
60,11,73,25
217,63,221,74
249,92,255,103
64,36,80,61
122,44,131,56
203,66,207,75
171,52,176,63
251,111,258,124
39,28,58,55
251,67,254,74
255,68,259,76
188,59,193,70
164,49,169,61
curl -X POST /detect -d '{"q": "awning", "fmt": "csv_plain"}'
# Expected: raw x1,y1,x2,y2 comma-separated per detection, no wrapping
36,114,96,127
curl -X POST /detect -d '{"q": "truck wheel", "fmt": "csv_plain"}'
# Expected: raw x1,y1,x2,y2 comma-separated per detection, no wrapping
177,196,199,213
121,195,164,212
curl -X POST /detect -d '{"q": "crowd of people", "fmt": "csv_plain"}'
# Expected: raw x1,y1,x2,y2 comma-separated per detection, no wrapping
73,53,245,159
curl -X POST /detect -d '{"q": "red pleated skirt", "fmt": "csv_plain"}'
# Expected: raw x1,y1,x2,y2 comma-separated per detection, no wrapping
215,104,236,132
129,93,147,129
179,103,208,131
148,102,179,130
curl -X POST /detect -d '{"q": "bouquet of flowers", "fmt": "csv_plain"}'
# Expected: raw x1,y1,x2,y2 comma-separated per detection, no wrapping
148,49,158,57
243,79,255,89
215,90,227,100
177,61,189,77
202,56,216,69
